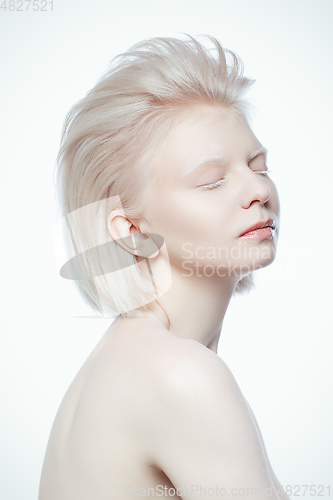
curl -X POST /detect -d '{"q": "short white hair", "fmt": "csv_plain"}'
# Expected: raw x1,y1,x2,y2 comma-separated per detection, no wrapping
54,35,255,318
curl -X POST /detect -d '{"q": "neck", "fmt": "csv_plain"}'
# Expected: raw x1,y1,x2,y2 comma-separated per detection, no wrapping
139,265,237,354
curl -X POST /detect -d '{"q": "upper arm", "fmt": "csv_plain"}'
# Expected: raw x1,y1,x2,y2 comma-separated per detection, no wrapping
248,405,290,500
147,340,285,499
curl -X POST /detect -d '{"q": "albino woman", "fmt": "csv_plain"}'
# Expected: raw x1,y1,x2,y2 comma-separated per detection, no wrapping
39,36,290,499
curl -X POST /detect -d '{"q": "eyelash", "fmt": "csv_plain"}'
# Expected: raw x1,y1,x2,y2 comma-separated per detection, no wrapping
199,179,225,190
199,169,272,190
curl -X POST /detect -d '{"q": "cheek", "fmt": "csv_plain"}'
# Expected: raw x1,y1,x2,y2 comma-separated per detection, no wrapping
150,196,205,242
148,191,233,261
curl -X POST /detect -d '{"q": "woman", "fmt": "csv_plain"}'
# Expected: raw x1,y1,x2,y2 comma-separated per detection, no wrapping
39,36,289,499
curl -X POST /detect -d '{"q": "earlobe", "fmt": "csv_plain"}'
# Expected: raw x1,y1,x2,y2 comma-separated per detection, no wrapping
107,209,160,258
131,233,160,259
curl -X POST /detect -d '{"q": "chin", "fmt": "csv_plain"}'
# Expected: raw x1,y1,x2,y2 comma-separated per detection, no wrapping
253,252,277,271
233,251,277,278
241,239,277,265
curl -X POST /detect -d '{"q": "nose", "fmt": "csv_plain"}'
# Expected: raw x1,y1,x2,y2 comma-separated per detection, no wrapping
241,170,271,209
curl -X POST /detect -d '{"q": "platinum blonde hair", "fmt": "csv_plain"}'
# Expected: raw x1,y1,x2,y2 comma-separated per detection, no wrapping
54,35,255,318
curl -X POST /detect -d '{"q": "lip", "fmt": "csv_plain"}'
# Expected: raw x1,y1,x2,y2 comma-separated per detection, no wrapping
239,218,276,239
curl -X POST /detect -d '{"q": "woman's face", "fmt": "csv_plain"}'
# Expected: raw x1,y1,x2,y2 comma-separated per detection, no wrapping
143,104,280,280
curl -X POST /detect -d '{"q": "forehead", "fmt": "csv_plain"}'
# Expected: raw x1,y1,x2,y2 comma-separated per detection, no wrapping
153,104,263,183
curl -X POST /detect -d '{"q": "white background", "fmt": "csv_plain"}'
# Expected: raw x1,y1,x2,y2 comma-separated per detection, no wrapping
1,0,332,498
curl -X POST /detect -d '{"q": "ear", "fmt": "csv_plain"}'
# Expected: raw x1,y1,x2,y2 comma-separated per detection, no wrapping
107,209,160,258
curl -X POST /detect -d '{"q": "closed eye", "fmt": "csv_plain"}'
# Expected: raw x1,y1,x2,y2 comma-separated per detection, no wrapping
198,167,272,190
198,178,225,190
254,169,272,176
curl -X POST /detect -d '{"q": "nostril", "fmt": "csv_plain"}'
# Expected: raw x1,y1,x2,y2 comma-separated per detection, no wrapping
242,179,271,209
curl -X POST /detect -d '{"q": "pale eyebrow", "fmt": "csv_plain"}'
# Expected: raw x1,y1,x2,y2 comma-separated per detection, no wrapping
180,148,268,179
248,147,268,161
180,156,228,178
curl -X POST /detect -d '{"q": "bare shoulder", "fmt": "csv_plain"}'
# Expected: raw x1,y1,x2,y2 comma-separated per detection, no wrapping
103,316,242,406
84,317,243,431
131,328,244,411
144,335,250,432
69,316,244,428
67,316,254,467
128,331,285,499
108,321,252,449
156,337,238,391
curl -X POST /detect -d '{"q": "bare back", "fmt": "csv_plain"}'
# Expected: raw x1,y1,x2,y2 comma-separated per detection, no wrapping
39,315,289,500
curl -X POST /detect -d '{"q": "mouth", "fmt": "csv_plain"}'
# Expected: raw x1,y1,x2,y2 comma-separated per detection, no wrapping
239,219,276,240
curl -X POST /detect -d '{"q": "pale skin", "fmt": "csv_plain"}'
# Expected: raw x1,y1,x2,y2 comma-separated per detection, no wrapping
39,104,290,499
